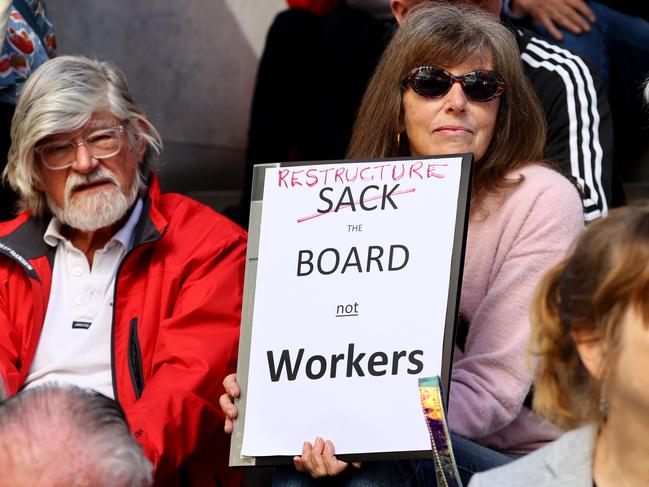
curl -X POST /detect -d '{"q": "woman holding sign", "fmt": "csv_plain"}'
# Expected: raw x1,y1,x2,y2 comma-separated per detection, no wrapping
221,2,584,484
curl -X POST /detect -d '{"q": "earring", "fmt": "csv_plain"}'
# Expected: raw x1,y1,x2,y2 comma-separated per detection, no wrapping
599,387,608,419
396,132,401,147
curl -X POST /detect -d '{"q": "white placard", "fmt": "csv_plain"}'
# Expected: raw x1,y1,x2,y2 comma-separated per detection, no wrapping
239,156,469,458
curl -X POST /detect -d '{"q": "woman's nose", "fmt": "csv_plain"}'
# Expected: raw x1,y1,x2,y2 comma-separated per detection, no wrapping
444,82,468,111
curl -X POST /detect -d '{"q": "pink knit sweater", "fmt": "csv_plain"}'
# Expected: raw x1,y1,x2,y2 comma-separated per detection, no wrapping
448,164,584,453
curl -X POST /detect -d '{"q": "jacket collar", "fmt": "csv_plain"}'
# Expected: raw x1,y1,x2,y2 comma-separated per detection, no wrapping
0,216,51,280
0,173,168,277
131,174,167,248
542,424,596,485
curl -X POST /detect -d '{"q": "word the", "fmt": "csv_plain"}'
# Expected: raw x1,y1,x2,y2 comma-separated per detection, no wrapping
297,244,409,276
267,343,424,381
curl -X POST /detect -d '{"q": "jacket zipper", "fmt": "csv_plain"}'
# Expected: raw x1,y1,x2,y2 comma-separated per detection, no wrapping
110,225,167,404
128,317,145,400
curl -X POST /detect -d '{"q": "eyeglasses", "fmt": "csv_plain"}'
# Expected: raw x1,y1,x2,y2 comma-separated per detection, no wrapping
401,66,506,102
35,120,129,170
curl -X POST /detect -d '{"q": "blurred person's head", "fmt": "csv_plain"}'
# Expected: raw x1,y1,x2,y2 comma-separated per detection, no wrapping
4,55,162,224
0,385,152,486
347,2,545,200
531,204,649,429
390,0,503,23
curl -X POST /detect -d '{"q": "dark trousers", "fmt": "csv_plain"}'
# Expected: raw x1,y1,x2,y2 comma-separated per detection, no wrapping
271,433,517,486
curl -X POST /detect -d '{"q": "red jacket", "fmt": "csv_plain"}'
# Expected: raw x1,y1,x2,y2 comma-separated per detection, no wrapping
0,176,246,487
286,0,342,15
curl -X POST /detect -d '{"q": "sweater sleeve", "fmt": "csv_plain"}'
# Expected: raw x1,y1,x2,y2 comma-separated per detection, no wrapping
448,170,584,439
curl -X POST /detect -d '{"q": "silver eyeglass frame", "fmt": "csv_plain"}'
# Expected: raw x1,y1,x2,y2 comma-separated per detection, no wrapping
34,119,130,170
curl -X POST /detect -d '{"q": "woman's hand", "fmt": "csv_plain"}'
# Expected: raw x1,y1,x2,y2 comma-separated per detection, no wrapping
293,437,361,478
219,378,360,477
219,373,240,433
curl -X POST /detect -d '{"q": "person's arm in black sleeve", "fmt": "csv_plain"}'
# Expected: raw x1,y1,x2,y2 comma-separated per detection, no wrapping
515,28,614,221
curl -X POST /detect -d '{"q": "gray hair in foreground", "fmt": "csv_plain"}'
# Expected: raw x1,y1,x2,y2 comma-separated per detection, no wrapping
0,385,153,487
4,55,163,216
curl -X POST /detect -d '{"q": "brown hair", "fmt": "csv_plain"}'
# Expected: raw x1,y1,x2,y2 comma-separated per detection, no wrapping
347,2,546,201
531,204,649,429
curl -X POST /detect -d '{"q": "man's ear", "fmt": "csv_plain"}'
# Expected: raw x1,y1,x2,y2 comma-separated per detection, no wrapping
390,0,410,24
572,331,606,380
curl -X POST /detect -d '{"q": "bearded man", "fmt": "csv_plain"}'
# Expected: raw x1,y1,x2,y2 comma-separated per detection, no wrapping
0,55,245,487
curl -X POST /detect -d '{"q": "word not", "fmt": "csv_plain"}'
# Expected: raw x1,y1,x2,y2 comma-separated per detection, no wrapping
336,302,358,316
267,343,424,382
278,161,447,189
297,244,409,276
318,184,399,213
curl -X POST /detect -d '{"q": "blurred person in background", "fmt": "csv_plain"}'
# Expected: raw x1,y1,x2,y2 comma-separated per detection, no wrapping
471,203,649,487
0,0,55,221
503,0,649,200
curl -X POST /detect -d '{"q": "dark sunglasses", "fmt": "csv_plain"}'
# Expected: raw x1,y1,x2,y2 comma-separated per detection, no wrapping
401,66,506,102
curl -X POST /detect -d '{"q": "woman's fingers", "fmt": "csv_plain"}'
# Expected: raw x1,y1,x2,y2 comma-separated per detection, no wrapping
223,373,240,398
219,374,240,432
296,437,351,478
218,391,238,416
323,439,350,476
308,437,328,477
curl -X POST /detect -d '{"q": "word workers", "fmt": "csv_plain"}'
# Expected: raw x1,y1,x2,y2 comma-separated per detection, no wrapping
267,343,424,382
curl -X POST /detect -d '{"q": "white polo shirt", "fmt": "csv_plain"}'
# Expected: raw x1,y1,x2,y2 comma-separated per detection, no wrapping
24,199,143,398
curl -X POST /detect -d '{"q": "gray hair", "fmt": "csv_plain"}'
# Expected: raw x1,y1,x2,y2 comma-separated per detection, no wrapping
4,55,163,216
0,385,153,486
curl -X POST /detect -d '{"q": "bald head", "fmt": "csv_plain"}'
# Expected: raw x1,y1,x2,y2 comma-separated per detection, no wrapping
0,385,152,487
390,0,503,23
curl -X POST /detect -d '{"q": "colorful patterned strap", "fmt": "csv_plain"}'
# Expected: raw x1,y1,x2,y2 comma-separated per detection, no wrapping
419,376,463,487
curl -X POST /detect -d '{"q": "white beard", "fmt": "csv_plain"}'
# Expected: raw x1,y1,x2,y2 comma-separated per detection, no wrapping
46,167,143,232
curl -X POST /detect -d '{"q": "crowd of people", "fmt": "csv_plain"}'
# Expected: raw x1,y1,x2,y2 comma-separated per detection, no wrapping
0,0,646,486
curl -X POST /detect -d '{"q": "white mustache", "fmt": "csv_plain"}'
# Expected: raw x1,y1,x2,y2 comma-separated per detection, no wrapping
64,167,119,202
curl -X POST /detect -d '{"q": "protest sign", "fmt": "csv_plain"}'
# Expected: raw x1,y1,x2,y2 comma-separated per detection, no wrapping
230,155,472,466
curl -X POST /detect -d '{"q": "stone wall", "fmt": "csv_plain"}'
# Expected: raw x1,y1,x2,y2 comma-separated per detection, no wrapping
46,0,284,196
